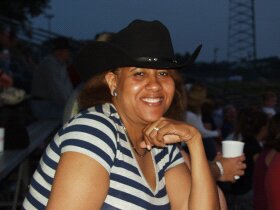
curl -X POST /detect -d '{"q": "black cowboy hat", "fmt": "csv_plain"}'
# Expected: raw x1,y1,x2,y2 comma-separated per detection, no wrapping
74,19,202,81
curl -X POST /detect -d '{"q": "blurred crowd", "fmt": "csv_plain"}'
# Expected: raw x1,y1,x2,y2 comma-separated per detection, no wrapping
0,23,280,209
0,24,82,119
184,82,279,210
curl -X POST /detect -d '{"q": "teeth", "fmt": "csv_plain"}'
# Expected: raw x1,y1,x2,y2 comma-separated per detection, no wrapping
142,98,162,103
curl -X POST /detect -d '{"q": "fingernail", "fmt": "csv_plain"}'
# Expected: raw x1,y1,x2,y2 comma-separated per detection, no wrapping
147,145,151,150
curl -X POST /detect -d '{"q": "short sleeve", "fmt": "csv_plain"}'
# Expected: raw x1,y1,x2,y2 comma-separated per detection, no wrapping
166,145,185,171
58,112,118,173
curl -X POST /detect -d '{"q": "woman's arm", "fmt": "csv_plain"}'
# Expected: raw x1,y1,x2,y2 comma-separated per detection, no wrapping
142,118,220,210
181,148,228,210
46,152,109,210
183,133,219,210
165,163,191,209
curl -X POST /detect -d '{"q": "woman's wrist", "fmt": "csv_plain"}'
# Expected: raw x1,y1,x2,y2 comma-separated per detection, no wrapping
183,133,203,149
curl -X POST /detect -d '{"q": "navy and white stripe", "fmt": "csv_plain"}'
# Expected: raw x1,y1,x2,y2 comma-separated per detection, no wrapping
23,103,184,209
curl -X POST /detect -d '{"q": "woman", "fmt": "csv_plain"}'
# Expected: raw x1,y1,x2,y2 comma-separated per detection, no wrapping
23,20,219,209
227,107,268,209
253,113,280,210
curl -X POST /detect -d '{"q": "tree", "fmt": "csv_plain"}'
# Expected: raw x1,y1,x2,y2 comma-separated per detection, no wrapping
0,0,50,24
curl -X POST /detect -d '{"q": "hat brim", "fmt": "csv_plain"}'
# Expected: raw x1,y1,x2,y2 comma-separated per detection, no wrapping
74,42,202,81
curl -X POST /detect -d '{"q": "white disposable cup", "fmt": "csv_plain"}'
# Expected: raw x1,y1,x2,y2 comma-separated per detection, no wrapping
222,140,245,179
0,127,5,152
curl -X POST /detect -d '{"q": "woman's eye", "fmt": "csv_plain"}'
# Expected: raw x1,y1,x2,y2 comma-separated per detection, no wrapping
159,71,169,76
134,71,144,76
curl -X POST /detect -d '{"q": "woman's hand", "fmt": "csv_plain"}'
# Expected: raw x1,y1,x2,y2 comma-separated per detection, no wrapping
140,117,202,149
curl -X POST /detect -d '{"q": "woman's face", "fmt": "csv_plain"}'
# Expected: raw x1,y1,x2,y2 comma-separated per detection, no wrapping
107,67,175,126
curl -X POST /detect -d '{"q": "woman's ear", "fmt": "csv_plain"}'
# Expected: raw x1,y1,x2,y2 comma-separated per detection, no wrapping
105,72,117,96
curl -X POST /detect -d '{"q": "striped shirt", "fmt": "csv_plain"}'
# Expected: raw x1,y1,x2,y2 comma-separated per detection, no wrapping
23,103,184,209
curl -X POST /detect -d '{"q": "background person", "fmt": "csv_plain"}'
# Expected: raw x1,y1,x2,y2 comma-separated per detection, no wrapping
62,32,114,124
23,20,219,210
31,37,73,120
253,113,280,210
0,68,13,88
221,104,238,140
182,93,245,183
226,107,269,210
261,91,278,118
0,25,32,93
185,83,221,160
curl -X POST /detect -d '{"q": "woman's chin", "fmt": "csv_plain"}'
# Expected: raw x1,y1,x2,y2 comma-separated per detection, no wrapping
141,113,164,123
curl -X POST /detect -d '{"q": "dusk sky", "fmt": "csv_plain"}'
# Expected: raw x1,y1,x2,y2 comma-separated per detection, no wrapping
32,0,280,62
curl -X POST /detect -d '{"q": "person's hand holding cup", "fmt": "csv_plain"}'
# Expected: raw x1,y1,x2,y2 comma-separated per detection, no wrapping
222,140,245,180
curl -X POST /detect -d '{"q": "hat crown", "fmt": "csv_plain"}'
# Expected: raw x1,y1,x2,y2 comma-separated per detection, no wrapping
110,20,175,58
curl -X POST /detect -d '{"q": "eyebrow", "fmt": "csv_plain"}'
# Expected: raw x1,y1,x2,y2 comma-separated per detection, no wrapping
128,67,138,72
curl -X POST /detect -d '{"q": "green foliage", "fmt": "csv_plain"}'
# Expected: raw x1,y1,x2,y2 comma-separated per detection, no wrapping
0,0,50,23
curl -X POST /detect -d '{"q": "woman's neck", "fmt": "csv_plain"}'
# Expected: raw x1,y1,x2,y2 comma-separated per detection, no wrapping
123,121,145,144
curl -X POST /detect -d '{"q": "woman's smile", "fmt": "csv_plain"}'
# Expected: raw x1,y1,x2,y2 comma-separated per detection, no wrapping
141,96,163,105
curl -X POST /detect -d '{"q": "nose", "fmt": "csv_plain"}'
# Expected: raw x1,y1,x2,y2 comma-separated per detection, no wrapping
145,73,162,92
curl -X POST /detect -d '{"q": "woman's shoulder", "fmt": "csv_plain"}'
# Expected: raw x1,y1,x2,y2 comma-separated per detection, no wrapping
57,103,120,169
61,103,119,137
73,103,117,123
